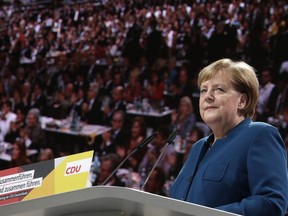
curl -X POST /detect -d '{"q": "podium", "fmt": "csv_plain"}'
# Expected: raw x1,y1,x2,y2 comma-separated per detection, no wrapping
0,186,240,216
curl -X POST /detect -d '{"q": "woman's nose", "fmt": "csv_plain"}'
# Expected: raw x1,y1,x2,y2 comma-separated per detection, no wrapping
204,90,214,102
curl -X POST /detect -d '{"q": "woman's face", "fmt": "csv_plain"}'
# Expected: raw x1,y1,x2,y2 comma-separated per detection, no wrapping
131,121,141,137
179,101,189,114
12,144,21,160
199,74,245,129
16,109,24,122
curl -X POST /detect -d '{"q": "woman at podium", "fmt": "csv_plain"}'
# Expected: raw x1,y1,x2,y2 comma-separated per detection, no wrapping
170,59,288,216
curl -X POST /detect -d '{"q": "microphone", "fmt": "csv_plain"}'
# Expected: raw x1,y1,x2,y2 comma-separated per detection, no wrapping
140,130,178,191
166,129,179,144
135,131,158,151
102,131,158,186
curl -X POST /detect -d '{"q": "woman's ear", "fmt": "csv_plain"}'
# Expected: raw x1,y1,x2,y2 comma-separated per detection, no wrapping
239,93,248,109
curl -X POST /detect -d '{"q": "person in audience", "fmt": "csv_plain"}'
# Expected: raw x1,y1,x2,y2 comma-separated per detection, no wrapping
101,69,114,98
10,139,31,168
182,127,205,163
143,167,167,196
94,130,115,158
11,88,25,114
21,81,32,114
14,107,26,129
110,110,129,149
4,107,26,143
124,67,142,103
70,87,85,117
38,148,55,161
74,72,89,93
272,73,288,117
101,97,115,126
79,100,89,123
26,108,46,151
145,71,165,109
61,82,75,117
18,126,32,149
93,153,125,186
111,86,126,114
256,69,276,121
0,100,17,142
112,72,124,89
124,117,147,171
47,90,70,119
277,105,288,143
170,59,288,216
171,96,196,139
170,66,193,108
4,121,20,144
29,82,47,115
86,82,103,125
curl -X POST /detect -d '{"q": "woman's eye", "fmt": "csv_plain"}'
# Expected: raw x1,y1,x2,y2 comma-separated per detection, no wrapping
215,88,224,92
200,89,207,94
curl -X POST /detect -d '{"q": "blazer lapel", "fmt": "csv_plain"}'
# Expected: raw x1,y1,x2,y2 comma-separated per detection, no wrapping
186,135,213,181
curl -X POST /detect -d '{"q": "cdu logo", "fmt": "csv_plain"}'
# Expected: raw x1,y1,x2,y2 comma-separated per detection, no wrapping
64,158,91,176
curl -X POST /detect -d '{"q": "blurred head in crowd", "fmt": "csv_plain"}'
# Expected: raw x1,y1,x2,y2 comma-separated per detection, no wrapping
26,108,40,127
1,100,12,116
14,107,25,125
144,167,166,195
178,96,193,116
178,67,189,85
113,72,123,87
21,82,31,96
87,82,99,100
111,110,125,131
260,69,273,86
11,139,31,167
183,127,205,162
96,153,121,185
131,116,146,138
152,125,170,150
64,83,74,98
38,148,54,161
112,86,124,102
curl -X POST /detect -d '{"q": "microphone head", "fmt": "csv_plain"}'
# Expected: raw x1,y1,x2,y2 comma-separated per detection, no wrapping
167,129,179,144
136,131,158,150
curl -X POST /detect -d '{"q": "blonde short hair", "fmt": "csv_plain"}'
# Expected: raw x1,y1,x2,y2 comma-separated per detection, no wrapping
179,96,193,114
198,59,259,118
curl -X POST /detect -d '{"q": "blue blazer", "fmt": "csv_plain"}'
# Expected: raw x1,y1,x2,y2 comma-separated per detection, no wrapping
170,118,288,216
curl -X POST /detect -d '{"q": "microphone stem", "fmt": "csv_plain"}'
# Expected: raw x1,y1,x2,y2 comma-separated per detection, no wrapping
140,142,170,191
101,148,137,186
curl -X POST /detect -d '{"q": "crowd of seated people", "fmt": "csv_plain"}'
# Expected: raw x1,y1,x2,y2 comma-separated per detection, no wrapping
0,0,288,196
